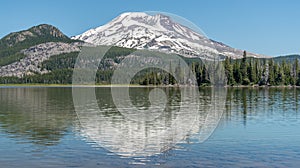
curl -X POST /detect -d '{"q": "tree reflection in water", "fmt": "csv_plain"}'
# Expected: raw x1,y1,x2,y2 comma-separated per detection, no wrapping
0,87,76,146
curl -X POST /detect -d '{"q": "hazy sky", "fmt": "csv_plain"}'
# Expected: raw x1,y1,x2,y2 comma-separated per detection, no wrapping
1,0,299,56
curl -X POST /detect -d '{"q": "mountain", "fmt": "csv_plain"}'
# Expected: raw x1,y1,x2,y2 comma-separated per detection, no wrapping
72,12,267,59
0,24,82,77
0,24,80,66
273,54,300,63
0,18,298,86
0,24,72,48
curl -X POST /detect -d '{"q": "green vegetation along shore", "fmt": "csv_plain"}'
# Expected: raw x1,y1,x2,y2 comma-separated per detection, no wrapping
1,47,300,87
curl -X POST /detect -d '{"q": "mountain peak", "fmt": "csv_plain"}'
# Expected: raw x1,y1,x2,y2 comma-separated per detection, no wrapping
0,24,74,48
118,12,148,18
29,24,66,38
72,12,266,59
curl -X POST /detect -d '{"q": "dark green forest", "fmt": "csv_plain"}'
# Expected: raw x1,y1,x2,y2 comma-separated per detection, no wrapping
224,51,300,86
1,46,300,86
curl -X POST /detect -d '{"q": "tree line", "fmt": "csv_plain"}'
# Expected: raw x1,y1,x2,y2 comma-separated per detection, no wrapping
0,48,300,86
224,51,300,86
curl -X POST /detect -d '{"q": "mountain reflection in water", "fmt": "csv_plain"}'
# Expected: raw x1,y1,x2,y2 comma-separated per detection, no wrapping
74,87,226,157
0,87,299,167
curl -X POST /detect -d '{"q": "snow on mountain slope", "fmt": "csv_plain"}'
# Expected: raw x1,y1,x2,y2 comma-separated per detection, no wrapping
72,12,267,59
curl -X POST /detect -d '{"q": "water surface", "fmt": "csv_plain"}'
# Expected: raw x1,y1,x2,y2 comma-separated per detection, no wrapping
0,87,299,167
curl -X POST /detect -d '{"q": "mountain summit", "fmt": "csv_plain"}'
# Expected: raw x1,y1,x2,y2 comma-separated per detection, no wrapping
72,12,266,59
0,24,72,48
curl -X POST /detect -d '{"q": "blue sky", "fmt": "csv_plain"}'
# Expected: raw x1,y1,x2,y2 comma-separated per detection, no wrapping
1,0,300,56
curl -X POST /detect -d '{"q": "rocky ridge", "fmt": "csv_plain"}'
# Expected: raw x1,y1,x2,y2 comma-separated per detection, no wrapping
0,42,81,77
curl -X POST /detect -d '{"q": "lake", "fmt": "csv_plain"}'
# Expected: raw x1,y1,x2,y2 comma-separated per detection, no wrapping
0,87,299,167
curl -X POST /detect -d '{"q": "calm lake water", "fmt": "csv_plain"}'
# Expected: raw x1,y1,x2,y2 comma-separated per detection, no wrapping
0,87,299,167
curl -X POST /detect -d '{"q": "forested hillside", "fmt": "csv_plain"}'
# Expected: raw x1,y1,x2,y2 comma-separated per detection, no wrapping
0,24,79,66
1,46,299,86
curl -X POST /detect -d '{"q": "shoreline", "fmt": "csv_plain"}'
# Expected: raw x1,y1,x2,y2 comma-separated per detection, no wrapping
0,83,300,88
225,85,300,88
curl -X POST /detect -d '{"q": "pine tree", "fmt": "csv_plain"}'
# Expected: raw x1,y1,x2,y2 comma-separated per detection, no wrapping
224,57,235,85
259,60,268,86
169,61,176,85
233,59,242,84
292,58,299,86
248,58,256,84
241,51,250,85
281,60,292,85
268,59,275,85
255,59,261,84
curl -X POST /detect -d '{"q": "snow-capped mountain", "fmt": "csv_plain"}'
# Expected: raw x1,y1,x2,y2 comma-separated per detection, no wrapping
72,12,266,59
